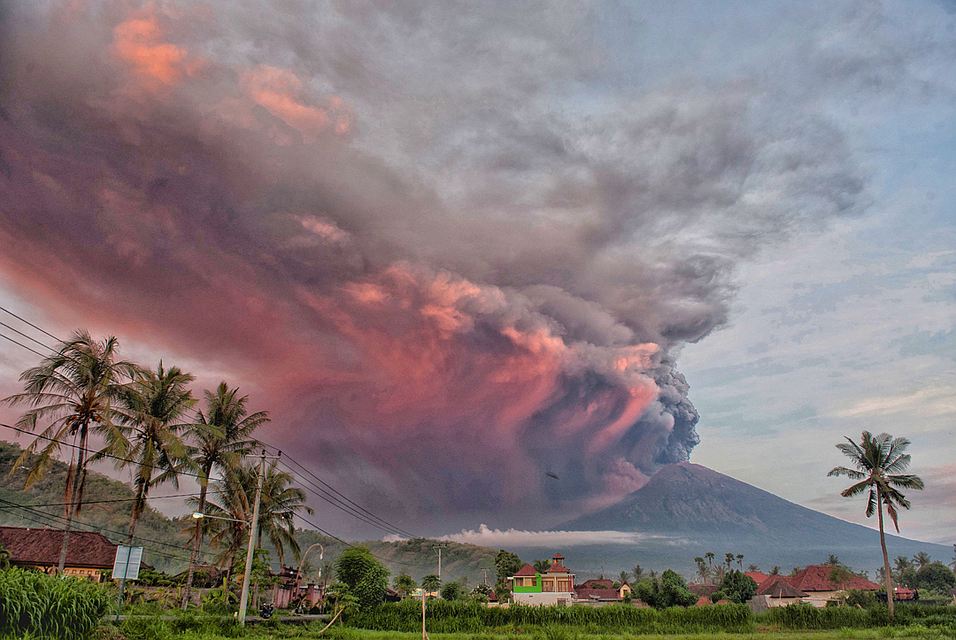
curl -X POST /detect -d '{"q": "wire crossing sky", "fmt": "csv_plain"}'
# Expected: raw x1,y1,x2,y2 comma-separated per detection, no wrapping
0,1,953,542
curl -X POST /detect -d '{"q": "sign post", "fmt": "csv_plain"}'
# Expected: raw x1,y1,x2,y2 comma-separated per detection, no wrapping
112,545,143,620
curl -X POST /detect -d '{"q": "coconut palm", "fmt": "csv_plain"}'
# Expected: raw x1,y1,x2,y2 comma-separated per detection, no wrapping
200,458,311,574
532,559,550,573
2,331,141,573
912,552,932,569
104,362,195,543
828,431,924,619
633,564,644,581
181,382,268,607
618,570,630,586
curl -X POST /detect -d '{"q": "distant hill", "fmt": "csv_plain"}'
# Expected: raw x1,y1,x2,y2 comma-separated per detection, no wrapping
548,462,951,577
0,440,496,583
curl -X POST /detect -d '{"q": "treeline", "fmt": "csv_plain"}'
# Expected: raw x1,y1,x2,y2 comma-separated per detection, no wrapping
1,330,308,606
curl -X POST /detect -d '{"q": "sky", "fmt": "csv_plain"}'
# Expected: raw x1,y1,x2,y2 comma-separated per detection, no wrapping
0,1,953,545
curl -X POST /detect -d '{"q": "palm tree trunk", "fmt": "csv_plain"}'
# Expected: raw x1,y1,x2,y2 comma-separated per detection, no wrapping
877,486,895,620
128,479,147,544
57,426,89,574
181,475,209,609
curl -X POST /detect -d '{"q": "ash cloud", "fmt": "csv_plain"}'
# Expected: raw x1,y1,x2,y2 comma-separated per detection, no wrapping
0,1,880,531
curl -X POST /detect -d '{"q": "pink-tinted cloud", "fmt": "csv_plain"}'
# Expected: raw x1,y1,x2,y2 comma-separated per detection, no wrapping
0,1,865,532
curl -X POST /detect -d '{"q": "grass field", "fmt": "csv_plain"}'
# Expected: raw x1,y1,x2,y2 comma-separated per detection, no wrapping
135,624,956,640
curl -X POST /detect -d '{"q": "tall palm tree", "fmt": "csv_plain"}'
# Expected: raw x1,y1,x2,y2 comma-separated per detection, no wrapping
828,431,924,619
181,382,268,607
618,570,630,586
912,552,931,569
633,564,644,581
105,362,195,543
200,458,311,576
2,331,141,573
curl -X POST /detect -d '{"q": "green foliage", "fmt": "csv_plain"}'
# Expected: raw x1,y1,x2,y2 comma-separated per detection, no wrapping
346,599,755,634
845,589,878,607
761,603,956,631
0,567,110,640
634,570,697,608
717,570,758,603
913,562,956,593
120,616,172,640
421,574,441,593
393,573,417,598
336,547,380,589
494,549,522,583
440,581,465,601
0,541,9,569
354,562,390,609
200,580,238,615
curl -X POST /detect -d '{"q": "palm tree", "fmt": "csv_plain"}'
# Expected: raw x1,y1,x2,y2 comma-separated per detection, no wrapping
2,331,141,573
105,363,195,543
736,554,744,569
533,559,550,573
181,382,268,607
826,554,840,566
421,574,441,594
633,564,644,581
200,458,311,574
694,557,709,584
747,564,759,573
704,552,715,570
828,431,924,619
724,552,735,570
394,573,417,598
618,570,630,586
912,552,931,569
893,555,912,579
770,566,780,576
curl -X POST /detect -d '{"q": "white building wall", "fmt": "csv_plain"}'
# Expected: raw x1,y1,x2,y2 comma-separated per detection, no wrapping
512,592,574,606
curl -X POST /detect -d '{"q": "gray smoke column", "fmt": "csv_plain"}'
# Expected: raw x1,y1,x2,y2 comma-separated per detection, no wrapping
0,1,864,529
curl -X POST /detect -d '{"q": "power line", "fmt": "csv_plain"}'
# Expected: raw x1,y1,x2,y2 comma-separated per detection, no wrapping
0,320,55,351
0,496,205,564
0,308,421,543
0,304,62,342
274,451,417,538
0,422,210,482
277,460,414,539
5,489,227,509
289,510,421,569
0,332,47,358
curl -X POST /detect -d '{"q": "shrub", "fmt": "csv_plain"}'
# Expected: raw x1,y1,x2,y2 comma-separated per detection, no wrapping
346,598,754,633
0,567,110,640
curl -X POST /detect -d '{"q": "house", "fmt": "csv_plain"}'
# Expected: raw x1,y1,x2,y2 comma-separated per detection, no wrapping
780,565,880,608
744,570,769,585
751,574,809,609
0,526,116,582
573,578,633,603
509,553,575,606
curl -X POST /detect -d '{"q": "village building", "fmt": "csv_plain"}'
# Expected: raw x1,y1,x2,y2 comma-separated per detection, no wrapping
784,564,881,607
750,574,810,610
509,553,575,606
0,526,116,582
573,578,633,604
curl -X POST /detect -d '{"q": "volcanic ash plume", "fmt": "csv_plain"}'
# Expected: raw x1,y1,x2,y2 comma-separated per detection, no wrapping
0,1,863,528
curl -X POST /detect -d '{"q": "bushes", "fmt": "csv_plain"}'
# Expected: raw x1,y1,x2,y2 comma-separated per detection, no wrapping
347,599,754,634
761,602,956,631
0,567,110,640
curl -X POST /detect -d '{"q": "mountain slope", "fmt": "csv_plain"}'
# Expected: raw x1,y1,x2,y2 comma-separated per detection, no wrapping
553,462,950,575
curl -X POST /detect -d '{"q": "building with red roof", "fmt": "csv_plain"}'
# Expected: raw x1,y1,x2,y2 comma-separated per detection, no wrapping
744,570,769,585
755,565,880,608
509,553,575,606
0,526,116,582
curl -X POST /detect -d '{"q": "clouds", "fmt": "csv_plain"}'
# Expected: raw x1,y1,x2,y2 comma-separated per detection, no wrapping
1,0,941,533
418,523,677,547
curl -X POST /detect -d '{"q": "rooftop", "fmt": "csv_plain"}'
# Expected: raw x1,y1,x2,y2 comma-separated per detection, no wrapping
0,526,116,569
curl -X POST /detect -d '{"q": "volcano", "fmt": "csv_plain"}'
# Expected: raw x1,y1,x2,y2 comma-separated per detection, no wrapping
547,463,949,575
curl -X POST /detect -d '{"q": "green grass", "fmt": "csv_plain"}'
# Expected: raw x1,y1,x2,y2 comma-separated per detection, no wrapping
100,626,955,640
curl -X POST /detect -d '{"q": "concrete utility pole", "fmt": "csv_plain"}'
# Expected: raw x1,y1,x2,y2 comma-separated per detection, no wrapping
238,450,267,625
433,544,445,582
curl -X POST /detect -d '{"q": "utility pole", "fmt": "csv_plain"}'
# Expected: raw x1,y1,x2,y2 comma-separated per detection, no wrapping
238,450,267,625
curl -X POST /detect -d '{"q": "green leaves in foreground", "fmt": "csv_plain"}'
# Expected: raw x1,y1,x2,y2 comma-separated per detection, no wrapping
0,567,110,640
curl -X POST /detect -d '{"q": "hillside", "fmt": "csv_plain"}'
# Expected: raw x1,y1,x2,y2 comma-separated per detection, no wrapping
0,441,495,583
549,462,951,577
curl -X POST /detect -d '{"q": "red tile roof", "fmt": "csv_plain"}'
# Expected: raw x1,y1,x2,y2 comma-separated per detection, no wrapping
757,575,808,599
514,563,538,577
0,526,116,569
745,571,769,585
695,595,711,607
688,583,718,596
549,562,571,573
577,579,613,589
788,565,880,592
574,587,621,601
